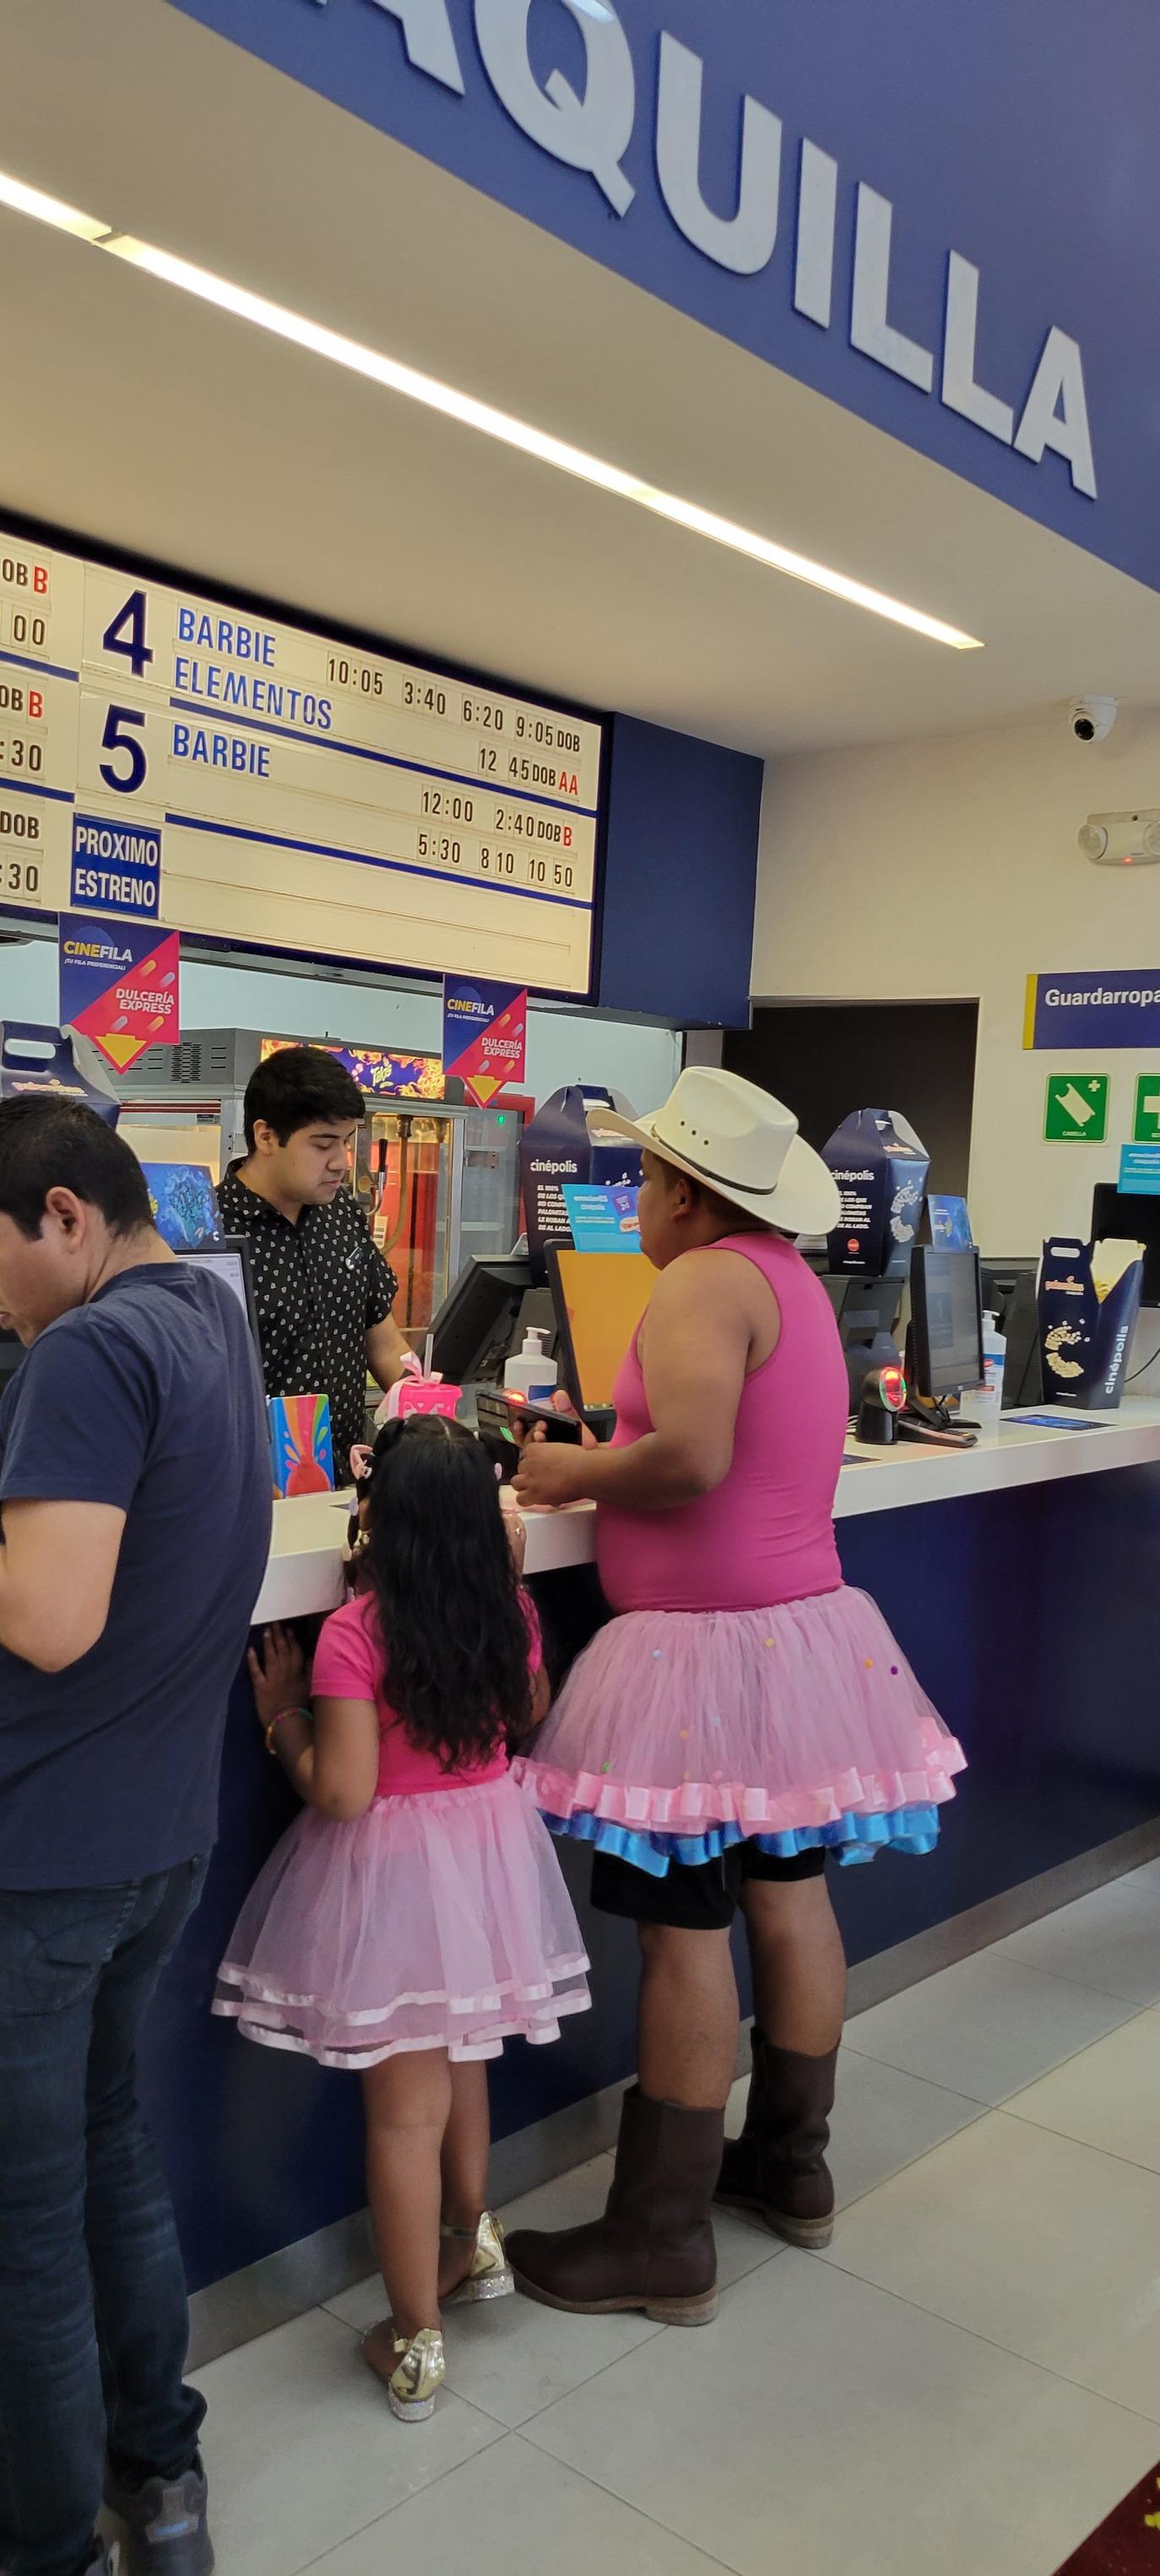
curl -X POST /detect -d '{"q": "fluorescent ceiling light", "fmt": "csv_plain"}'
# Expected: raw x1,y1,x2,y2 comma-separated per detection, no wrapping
0,170,111,241
1,170,982,650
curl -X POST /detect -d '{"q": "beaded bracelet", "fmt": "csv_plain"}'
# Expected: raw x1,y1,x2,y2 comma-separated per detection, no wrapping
263,1703,312,1757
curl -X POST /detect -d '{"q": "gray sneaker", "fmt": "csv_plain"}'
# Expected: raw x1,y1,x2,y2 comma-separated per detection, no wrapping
104,2459,214,2576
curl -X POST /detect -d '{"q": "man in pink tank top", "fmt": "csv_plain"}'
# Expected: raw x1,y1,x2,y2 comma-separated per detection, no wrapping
509,1070,962,2329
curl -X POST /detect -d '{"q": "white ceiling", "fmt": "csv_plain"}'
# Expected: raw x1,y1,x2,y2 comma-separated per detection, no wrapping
1,0,1158,759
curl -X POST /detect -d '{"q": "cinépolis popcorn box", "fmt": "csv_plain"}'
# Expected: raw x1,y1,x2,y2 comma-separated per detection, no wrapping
821,1108,930,1279
519,1084,641,1281
0,1020,120,1124
1038,1237,1145,1409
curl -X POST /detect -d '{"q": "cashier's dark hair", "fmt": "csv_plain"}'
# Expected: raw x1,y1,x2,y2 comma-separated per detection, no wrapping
352,1415,534,1767
243,1046,366,1150
0,1098,152,1239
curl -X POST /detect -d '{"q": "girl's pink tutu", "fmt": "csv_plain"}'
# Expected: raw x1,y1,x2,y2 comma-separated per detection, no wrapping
513,1586,965,1874
214,1774,590,2066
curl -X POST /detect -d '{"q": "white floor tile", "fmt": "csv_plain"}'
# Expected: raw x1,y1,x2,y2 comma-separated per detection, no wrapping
1007,2008,1160,2171
310,2434,729,2574
819,2109,1160,2419
193,2306,500,2576
848,1949,1135,2103
327,2147,781,2427
721,2045,983,2236
1114,1858,1160,1894
832,2045,984,2205
523,2252,1159,2576
996,1878,1160,2004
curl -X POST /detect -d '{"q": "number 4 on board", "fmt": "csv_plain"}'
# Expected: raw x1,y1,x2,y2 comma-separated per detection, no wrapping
102,588,153,681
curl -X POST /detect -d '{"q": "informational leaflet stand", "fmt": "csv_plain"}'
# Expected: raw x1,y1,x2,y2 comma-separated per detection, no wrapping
561,1183,640,1251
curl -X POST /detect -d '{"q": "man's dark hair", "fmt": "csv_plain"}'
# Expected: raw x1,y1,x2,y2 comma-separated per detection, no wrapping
0,1097,154,1239
242,1047,366,1151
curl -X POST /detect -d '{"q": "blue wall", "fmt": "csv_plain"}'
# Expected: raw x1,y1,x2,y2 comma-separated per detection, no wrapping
598,717,762,1027
168,0,1160,592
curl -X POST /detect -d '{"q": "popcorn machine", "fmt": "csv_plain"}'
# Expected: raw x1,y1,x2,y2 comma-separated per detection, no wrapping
111,1029,528,1345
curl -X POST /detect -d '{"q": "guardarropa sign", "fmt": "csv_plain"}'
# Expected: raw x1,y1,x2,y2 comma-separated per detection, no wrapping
166,0,1158,578
1025,970,1160,1051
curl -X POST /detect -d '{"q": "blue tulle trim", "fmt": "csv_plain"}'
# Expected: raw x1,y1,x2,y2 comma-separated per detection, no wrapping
540,1805,942,1878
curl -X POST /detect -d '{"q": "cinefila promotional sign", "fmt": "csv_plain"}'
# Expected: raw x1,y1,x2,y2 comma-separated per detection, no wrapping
442,974,528,1107
58,915,181,1072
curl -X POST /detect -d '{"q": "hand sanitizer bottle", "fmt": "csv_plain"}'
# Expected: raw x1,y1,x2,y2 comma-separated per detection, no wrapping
975,1314,1006,1422
504,1326,558,1404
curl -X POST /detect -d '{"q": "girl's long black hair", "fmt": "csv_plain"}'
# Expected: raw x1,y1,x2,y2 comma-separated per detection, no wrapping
352,1415,534,1769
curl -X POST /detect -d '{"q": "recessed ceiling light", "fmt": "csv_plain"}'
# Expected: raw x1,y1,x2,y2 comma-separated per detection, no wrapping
1,169,983,652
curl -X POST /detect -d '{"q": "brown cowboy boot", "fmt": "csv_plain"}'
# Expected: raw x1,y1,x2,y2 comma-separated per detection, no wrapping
508,2085,721,2326
715,2034,838,2248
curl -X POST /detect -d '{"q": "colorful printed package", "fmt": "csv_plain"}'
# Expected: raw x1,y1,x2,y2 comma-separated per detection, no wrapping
1037,1237,1145,1409
269,1393,335,1496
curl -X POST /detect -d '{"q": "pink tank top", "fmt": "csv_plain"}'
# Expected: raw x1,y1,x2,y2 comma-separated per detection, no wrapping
594,1234,848,1615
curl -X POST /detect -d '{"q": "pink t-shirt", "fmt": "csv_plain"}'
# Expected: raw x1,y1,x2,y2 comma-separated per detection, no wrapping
594,1233,848,1616
311,1590,541,1797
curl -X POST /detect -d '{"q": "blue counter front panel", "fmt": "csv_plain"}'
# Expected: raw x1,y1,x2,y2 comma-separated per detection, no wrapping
143,1463,1160,2294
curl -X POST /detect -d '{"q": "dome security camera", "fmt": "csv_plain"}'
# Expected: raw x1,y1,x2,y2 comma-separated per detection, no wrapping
1071,696,1118,744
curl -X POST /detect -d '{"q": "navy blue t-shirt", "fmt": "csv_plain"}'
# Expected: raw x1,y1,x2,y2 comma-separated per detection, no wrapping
0,1261,272,1889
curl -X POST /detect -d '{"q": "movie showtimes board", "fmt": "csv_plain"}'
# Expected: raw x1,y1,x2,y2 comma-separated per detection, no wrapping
0,528,604,994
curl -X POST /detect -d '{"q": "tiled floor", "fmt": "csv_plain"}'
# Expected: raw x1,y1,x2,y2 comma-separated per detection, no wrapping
193,1863,1160,2575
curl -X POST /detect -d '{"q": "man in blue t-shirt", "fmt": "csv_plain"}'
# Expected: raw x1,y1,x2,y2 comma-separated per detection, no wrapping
0,1098,271,2576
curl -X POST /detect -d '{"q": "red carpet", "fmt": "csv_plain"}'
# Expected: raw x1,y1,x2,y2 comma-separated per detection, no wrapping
1056,2465,1160,2571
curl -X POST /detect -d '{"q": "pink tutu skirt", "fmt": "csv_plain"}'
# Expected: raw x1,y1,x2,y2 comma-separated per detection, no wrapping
214,1773,591,2066
512,1586,965,1874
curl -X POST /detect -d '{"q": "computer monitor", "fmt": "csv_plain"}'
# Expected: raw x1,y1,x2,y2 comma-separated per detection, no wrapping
548,1246,653,1413
908,1245,985,1405
175,1237,263,1365
430,1255,542,1385
979,1259,1043,1408
1091,1187,1160,1307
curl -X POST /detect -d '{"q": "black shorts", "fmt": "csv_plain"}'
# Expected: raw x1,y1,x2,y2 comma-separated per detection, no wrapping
590,1841,826,1933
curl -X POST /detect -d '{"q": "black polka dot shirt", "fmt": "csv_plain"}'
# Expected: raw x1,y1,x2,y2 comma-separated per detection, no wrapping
217,1163,398,1474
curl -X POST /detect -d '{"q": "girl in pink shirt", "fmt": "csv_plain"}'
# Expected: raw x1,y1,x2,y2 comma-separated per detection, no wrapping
215,1416,588,2423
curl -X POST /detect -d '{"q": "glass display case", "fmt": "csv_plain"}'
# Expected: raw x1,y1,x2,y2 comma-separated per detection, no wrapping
111,1028,526,1348
351,1101,523,1337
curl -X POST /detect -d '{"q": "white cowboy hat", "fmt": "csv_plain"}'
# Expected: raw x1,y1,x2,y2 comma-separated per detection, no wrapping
591,1066,840,1238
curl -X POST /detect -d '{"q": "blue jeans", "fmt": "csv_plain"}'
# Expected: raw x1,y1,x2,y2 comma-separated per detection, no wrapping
0,1864,208,2576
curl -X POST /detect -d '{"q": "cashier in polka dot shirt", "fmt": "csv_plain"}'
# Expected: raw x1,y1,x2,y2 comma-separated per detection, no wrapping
216,1046,413,1479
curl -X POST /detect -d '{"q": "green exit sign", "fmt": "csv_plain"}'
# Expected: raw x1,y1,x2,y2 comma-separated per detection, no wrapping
1043,1073,1110,1142
1133,1075,1160,1142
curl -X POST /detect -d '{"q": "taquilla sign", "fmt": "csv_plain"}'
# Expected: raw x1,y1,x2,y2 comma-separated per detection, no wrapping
168,0,1160,584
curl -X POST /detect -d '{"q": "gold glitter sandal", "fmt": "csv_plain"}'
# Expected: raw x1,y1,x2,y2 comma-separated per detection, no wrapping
364,2324,447,2422
441,2210,515,2305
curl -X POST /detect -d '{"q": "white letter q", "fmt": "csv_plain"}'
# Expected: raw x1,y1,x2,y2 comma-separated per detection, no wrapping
474,0,636,214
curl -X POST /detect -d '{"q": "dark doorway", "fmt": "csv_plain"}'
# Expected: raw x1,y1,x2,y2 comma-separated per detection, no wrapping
724,1001,979,1199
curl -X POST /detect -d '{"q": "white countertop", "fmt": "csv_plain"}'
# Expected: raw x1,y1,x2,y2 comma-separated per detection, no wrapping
252,1398,1160,1624
836,1395,1160,1516
253,1485,598,1624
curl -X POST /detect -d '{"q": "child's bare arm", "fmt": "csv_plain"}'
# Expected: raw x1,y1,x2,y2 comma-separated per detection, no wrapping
248,1624,379,1815
308,1695,381,1818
